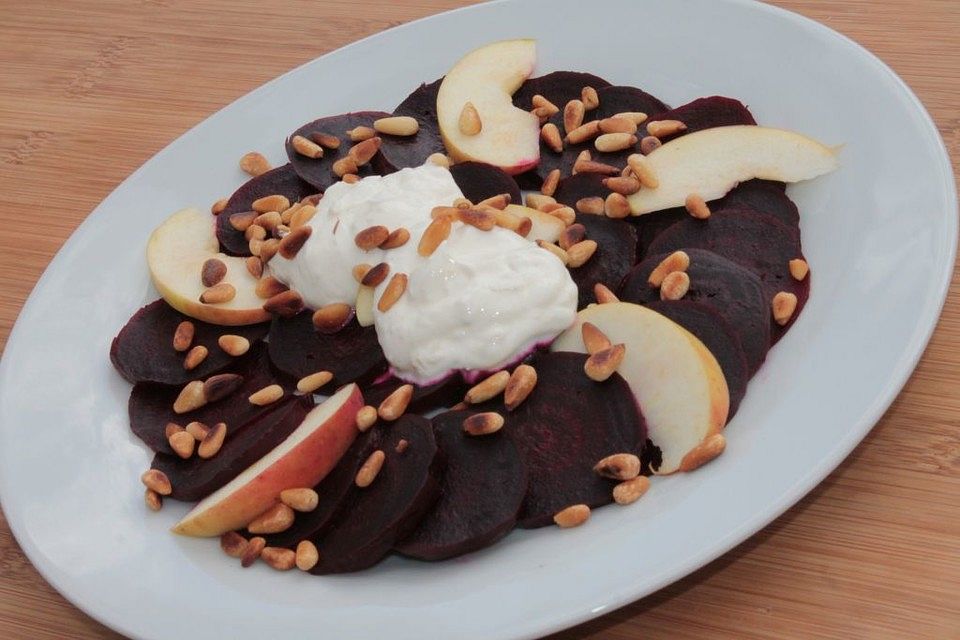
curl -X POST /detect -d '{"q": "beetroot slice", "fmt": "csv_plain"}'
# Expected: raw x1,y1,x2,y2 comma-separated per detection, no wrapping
395,410,527,561
152,395,313,502
267,311,387,386
476,352,645,528
449,162,521,206
285,111,393,190
644,96,756,142
363,376,468,416
258,425,382,548
310,414,443,574
635,207,687,259
110,299,267,385
375,78,446,172
218,164,316,256
646,208,809,340
620,249,770,375
645,300,748,419
718,179,798,230
128,344,294,454
552,172,611,208
569,212,638,310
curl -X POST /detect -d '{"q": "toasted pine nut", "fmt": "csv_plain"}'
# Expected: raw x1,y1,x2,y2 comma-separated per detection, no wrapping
173,380,207,414
574,159,620,176
377,273,407,312
581,86,599,110
381,227,411,249
648,250,690,287
352,263,373,283
660,271,690,301
144,489,162,511
458,208,497,231
531,94,560,116
168,430,195,459
263,290,304,317
278,225,312,259
356,405,378,431
360,262,390,288
789,258,810,281
311,302,353,333
604,192,631,219
566,240,598,268
559,223,586,250
613,476,650,505
582,321,612,355
547,205,576,226
291,135,324,158
640,135,662,155
202,373,244,403
253,212,282,234
332,156,359,178
464,370,511,404
201,258,227,288
536,240,569,265
463,412,505,436
197,422,227,459
356,450,386,487
310,131,341,149
458,102,482,136
349,136,382,165
685,193,711,219
140,469,172,496
395,439,409,453
772,291,798,325
199,283,236,304
183,345,208,371
297,371,333,394
679,433,727,471
615,111,649,125
248,503,295,535
347,126,376,142
165,422,182,439
296,540,320,571
426,152,451,167
255,275,288,299
504,364,537,411
239,152,270,177
220,531,248,558
541,169,561,196
493,209,523,232
576,196,605,215
354,225,390,251
251,194,290,214
599,116,638,135
516,216,533,238
595,132,638,153
594,453,641,480
525,193,557,211
603,176,641,196
554,504,590,528
281,488,319,513
240,537,266,567
565,120,601,145
217,334,250,357
173,321,194,352
228,210,257,232
249,384,284,406
594,283,620,304
259,238,280,263
245,256,263,278
563,99,585,134
185,420,209,441
646,119,687,138
419,217,452,256
261,547,297,571
627,154,659,188
378,384,413,421
584,343,626,381
374,116,419,137
211,198,229,215
476,193,511,210
541,123,563,153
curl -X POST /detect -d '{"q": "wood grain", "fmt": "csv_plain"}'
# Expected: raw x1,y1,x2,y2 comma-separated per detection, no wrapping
0,1,958,638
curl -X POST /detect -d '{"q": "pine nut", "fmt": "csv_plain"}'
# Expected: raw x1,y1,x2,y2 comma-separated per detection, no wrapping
426,152,451,167
604,192,631,219
477,193,511,210
377,273,407,312
217,334,250,357
504,364,537,411
594,283,620,304
536,239,569,265
789,258,810,281
660,271,690,300
531,94,560,116
599,117,638,135
198,422,227,459
627,154,659,188
613,476,650,505
144,489,163,511
252,195,290,214
772,291,798,325
516,216,533,237
185,421,209,441
463,412,505,436
289,205,316,231
356,405,378,431
140,469,172,496
199,283,236,304
211,198,229,215
355,225,390,251
201,258,227,287
615,111,649,125
255,276,288,299
685,193,711,219
182,345,208,371
565,120,601,145
566,240,598,268
168,430,195,459
554,504,590,528
310,131,341,149
279,225,312,259
524,193,555,211
249,384,284,406
165,422,184,439
245,256,263,278
458,102,482,136
220,531,248,558
541,169,561,196
582,322,612,355
640,135,662,155
646,119,687,138
648,250,690,287
352,263,373,283
349,136,382,165
603,176,641,196
594,453,641,480
563,99,585,134
680,433,726,471
395,439,409,454
173,380,207,414
240,537,266,567
248,503,295,534
297,370,333,394
173,321,194,352
541,123,563,153
458,208,497,231
584,343,626,381
261,547,297,571
292,134,324,158
229,210,257,232
296,540,320,571
576,197,605,215
559,223,586,250
378,384,413,421
581,86,599,110
263,290,304,318
464,370,510,404
360,262,390,288
281,488,319,513
356,450,386,487
332,156,359,177
595,132,638,153
547,206,576,226
381,227,410,249
374,116,419,137
239,152,270,177
202,373,244,403
347,126,376,142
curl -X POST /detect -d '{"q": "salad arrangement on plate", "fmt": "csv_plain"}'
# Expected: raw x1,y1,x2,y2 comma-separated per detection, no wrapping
110,39,838,574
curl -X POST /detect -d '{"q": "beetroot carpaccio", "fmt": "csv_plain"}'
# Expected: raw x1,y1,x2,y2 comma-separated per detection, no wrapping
111,38,836,575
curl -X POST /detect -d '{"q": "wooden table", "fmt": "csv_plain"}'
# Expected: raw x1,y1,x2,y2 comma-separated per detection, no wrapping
1,1,957,638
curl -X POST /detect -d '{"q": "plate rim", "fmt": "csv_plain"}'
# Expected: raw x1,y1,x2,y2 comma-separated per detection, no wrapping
0,1,956,639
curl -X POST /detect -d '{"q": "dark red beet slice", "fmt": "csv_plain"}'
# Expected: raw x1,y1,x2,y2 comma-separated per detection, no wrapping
395,409,527,561
475,352,645,528
218,164,316,256
110,299,267,385
552,172,611,208
569,212,638,310
285,111,392,191
267,311,387,386
128,344,294,455
449,162,521,206
635,207,687,259
363,376,468,415
645,300,748,419
152,394,313,501
310,414,443,574
620,249,770,375
646,208,809,340
644,96,756,142
258,424,382,548
718,179,799,230
375,78,446,172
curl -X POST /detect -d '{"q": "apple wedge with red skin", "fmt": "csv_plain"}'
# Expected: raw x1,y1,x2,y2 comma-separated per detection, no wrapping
172,383,364,537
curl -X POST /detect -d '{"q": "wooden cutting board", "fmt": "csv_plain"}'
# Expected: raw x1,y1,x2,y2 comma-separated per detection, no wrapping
0,1,958,638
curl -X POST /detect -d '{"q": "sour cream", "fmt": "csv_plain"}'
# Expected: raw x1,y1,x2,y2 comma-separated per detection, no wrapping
269,164,578,384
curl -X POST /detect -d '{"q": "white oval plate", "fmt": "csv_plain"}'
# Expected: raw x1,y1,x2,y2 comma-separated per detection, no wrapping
0,1,955,638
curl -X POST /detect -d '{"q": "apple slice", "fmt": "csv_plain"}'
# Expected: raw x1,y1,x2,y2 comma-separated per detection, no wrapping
436,39,541,174
504,204,565,243
147,207,270,326
551,302,729,474
172,383,363,537
628,125,839,215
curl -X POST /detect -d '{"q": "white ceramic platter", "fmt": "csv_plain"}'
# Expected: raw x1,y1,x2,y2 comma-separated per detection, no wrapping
0,0,955,638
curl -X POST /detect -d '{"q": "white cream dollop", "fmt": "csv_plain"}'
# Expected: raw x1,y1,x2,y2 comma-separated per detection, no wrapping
268,164,578,384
